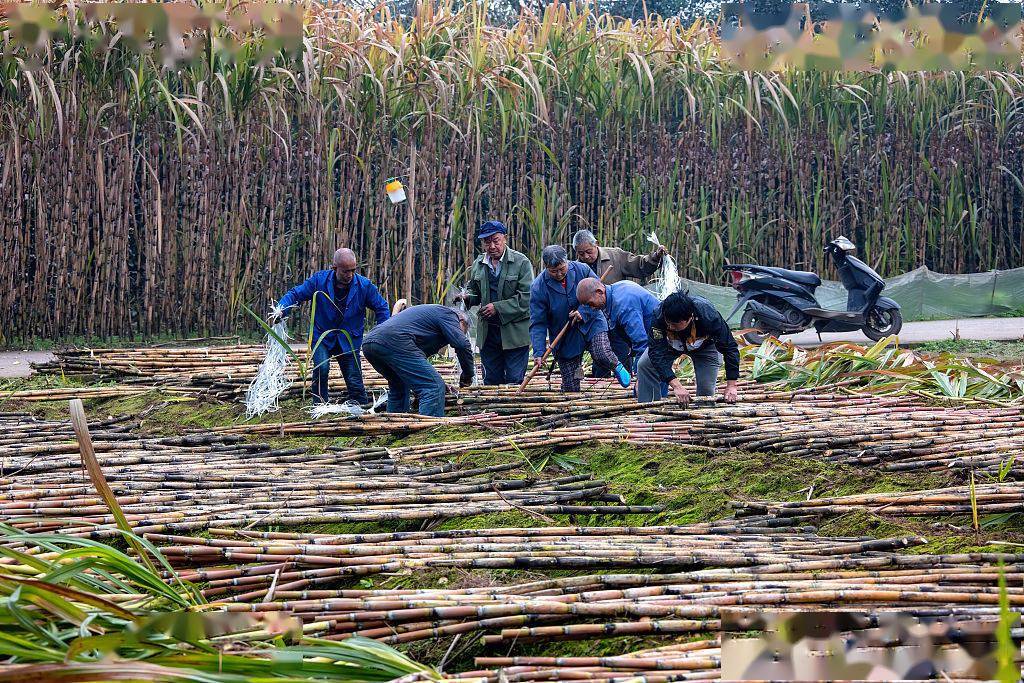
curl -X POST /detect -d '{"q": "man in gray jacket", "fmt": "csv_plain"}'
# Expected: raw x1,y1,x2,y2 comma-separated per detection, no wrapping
572,229,667,377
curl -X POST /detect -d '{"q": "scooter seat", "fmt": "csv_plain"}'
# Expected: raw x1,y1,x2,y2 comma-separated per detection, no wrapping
761,267,821,286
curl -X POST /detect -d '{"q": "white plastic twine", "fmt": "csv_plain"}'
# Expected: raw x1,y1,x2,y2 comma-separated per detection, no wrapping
646,232,681,301
307,390,389,419
448,284,481,385
244,319,293,418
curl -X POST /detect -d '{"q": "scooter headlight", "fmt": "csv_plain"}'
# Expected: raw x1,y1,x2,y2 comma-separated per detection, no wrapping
832,236,857,252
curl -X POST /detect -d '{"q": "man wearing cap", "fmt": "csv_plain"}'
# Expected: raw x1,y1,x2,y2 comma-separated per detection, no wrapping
455,221,534,385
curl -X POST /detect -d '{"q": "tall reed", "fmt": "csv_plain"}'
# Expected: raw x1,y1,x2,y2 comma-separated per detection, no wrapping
2,3,1023,343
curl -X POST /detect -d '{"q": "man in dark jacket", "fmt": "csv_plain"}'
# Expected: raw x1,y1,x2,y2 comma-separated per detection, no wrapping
275,248,390,404
362,304,475,417
636,291,741,405
457,221,533,385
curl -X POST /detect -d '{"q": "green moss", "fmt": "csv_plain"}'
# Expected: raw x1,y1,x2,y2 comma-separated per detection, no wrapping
913,338,1024,360
572,443,949,526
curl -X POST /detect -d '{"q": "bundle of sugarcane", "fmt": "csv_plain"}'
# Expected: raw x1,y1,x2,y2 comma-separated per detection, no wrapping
213,550,1024,645
733,483,1024,519
143,522,886,601
454,639,723,683
32,346,268,377
323,421,698,464
32,347,466,400
0,444,655,539
0,385,175,402
646,404,1024,478
209,411,518,437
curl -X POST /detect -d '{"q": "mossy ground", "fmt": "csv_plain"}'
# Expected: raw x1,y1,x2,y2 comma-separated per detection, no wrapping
913,338,1024,360
2,381,1021,669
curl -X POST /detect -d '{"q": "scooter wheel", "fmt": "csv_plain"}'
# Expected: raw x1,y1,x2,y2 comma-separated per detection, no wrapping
740,308,772,345
862,308,903,341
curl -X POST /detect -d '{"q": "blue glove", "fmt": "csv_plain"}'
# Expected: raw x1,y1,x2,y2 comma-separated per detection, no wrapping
613,362,631,388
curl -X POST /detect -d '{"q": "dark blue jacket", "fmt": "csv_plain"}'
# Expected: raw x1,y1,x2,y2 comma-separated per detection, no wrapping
529,261,604,360
582,280,661,357
279,271,390,354
363,304,475,383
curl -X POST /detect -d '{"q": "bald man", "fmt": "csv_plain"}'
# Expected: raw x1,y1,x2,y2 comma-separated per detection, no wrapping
275,248,391,405
576,278,660,378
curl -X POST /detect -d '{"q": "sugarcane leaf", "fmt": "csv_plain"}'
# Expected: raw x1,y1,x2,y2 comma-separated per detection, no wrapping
69,399,161,581
981,512,1021,528
0,574,136,621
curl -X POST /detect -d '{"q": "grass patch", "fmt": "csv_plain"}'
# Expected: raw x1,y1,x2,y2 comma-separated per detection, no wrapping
2,331,262,352
913,338,1024,360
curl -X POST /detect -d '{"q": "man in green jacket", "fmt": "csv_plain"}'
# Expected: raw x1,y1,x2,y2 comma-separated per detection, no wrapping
456,221,534,385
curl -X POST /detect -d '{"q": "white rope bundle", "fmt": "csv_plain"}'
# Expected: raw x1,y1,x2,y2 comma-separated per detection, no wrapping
244,319,293,418
646,232,681,301
449,284,481,385
308,391,388,419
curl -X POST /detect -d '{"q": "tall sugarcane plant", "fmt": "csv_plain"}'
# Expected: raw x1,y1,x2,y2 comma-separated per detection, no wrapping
3,2,1024,343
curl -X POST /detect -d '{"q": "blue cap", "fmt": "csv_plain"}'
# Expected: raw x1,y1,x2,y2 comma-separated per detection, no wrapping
477,220,507,240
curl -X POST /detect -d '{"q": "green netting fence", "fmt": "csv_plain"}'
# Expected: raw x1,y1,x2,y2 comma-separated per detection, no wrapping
670,266,1024,323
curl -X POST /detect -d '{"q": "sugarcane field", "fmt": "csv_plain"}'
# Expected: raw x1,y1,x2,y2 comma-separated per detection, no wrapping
4,2,1024,682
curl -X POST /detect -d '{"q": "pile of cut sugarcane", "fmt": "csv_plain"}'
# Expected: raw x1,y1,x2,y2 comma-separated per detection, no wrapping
733,483,1024,520
29,347,468,400
0,415,655,539
27,336,1024,405
146,522,913,601
210,551,1023,645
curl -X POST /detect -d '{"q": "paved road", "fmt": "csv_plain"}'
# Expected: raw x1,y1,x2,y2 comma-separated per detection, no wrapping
0,351,55,379
785,317,1024,346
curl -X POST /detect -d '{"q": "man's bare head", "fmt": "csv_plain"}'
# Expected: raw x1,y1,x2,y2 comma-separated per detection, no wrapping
333,248,357,286
576,278,607,309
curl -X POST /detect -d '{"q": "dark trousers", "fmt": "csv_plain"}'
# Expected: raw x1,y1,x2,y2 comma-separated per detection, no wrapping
362,341,446,417
310,343,367,404
480,326,528,385
591,327,631,377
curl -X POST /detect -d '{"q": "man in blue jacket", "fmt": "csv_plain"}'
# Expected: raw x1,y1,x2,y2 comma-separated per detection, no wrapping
529,246,628,392
274,248,390,405
362,304,475,417
576,278,661,374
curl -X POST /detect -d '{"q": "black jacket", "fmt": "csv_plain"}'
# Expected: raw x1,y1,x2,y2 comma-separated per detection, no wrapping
647,295,740,383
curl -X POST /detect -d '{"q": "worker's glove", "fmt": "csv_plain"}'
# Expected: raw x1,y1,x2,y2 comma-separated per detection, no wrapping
612,362,631,389
268,305,285,325
458,374,473,388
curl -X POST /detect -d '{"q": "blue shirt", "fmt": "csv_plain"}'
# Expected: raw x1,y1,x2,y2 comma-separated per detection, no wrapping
279,271,390,354
582,280,660,356
529,261,604,360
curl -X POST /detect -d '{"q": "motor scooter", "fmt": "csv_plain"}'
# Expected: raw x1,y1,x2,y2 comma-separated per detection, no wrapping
724,236,903,344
